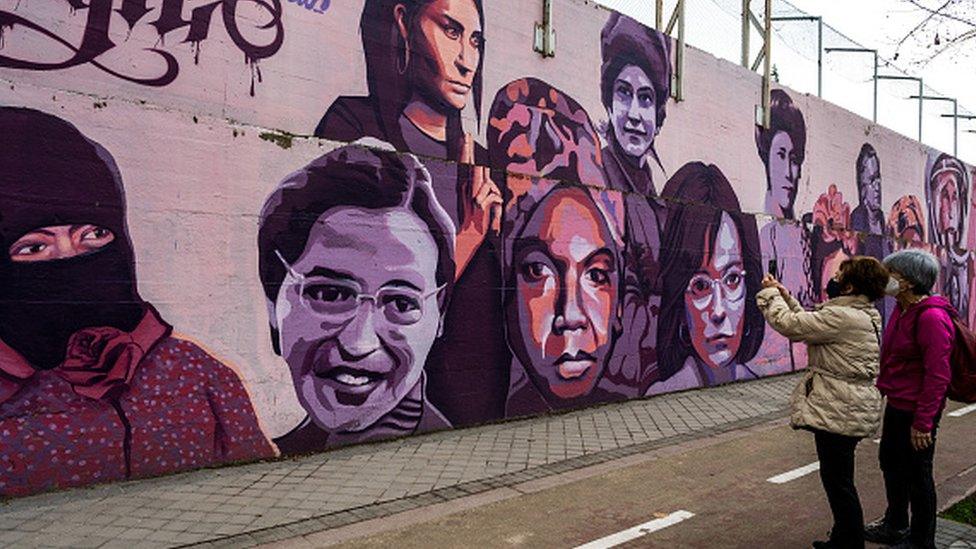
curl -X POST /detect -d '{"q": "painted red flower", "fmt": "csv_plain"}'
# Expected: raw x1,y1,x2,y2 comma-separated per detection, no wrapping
58,327,145,400
812,184,858,252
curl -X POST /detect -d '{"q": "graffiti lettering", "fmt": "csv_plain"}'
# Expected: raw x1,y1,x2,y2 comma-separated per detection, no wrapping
0,0,284,91
287,0,330,14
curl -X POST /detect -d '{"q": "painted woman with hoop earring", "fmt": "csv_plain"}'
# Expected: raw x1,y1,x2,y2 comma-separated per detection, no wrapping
315,0,511,427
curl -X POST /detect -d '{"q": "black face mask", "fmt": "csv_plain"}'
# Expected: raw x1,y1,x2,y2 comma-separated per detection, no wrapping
0,107,143,369
825,278,845,299
0,241,142,369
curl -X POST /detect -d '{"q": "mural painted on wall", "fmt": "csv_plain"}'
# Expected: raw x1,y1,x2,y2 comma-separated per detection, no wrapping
598,13,670,398
925,153,972,321
1,0,975,497
257,141,454,455
755,89,812,374
651,162,764,393
0,107,275,496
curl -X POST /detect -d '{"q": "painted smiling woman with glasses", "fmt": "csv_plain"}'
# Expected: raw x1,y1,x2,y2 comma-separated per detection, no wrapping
258,141,454,455
648,162,765,395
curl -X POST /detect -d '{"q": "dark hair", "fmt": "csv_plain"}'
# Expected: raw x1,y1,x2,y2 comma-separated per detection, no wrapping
755,89,806,181
656,162,764,379
257,142,456,354
600,13,671,130
855,143,879,194
838,256,889,301
360,0,485,160
809,223,847,301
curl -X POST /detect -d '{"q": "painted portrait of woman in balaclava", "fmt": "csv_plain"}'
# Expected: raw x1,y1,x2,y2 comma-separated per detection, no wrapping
0,107,273,497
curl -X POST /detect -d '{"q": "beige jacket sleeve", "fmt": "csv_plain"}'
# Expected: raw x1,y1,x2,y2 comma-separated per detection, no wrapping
755,287,844,344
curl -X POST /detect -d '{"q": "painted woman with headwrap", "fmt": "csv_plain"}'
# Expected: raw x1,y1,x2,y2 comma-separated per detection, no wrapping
486,78,627,416
0,108,273,497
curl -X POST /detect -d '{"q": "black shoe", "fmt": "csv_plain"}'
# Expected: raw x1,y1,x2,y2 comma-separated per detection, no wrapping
863,518,909,544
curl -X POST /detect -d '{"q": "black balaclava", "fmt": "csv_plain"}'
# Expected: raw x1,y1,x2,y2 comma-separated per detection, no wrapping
0,107,143,369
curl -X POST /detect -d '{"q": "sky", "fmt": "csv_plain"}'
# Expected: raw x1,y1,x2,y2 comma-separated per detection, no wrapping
595,0,976,161
786,0,975,111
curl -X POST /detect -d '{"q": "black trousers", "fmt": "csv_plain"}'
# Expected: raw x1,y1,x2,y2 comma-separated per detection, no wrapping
879,404,940,549
814,429,864,548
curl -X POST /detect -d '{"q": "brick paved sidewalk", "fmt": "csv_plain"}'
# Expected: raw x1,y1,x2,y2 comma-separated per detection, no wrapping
938,519,976,548
0,372,971,549
0,374,796,548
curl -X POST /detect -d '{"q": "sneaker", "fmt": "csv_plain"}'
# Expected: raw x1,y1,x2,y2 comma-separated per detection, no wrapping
863,518,909,544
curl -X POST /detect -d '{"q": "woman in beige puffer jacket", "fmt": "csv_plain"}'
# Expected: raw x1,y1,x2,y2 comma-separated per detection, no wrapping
756,255,888,549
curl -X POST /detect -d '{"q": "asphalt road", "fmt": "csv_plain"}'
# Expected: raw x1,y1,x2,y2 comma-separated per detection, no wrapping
282,402,976,548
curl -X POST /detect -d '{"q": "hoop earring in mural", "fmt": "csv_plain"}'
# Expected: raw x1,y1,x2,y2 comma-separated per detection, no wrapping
397,40,411,75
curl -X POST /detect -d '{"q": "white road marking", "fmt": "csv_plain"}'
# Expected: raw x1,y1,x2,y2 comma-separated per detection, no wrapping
948,403,976,418
574,510,695,549
766,461,820,484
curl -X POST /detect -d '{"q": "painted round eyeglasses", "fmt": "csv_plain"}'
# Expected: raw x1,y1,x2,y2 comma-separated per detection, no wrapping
685,270,746,309
275,250,445,326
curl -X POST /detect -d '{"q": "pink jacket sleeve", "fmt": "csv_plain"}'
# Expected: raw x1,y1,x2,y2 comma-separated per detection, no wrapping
913,308,954,432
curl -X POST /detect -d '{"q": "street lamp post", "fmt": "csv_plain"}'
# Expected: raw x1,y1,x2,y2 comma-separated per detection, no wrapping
824,47,878,122
770,16,823,97
877,75,924,142
911,94,959,156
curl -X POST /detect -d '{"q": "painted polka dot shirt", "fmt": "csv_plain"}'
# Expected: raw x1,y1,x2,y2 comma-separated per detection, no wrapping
0,306,275,497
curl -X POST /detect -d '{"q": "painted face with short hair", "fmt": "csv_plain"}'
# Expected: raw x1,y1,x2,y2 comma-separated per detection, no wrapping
272,207,442,432
684,213,745,370
610,64,657,161
859,155,882,212
508,187,619,403
767,131,799,216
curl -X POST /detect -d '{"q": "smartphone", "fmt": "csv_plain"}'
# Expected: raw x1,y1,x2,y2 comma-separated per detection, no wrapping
767,259,777,276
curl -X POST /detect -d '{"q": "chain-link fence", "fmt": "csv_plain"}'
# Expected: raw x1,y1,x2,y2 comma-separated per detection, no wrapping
595,0,975,163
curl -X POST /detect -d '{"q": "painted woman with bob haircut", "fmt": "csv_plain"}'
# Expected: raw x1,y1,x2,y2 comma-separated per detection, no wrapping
649,162,765,394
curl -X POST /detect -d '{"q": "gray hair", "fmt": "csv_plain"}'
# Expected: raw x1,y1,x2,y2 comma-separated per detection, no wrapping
883,249,940,295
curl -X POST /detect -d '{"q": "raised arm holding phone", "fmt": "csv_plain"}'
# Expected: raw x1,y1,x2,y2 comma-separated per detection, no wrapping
756,256,888,549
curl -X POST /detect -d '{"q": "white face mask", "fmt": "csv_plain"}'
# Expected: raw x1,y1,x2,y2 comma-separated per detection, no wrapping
885,276,902,296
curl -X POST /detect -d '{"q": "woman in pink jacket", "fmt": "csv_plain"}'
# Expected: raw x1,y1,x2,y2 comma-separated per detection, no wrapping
865,249,954,549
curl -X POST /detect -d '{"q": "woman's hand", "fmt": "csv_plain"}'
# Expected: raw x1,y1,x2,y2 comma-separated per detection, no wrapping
762,273,779,289
911,427,933,451
455,133,502,279
762,273,791,301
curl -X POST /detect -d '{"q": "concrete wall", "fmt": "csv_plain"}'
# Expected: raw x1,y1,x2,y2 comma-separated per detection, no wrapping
0,0,970,497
